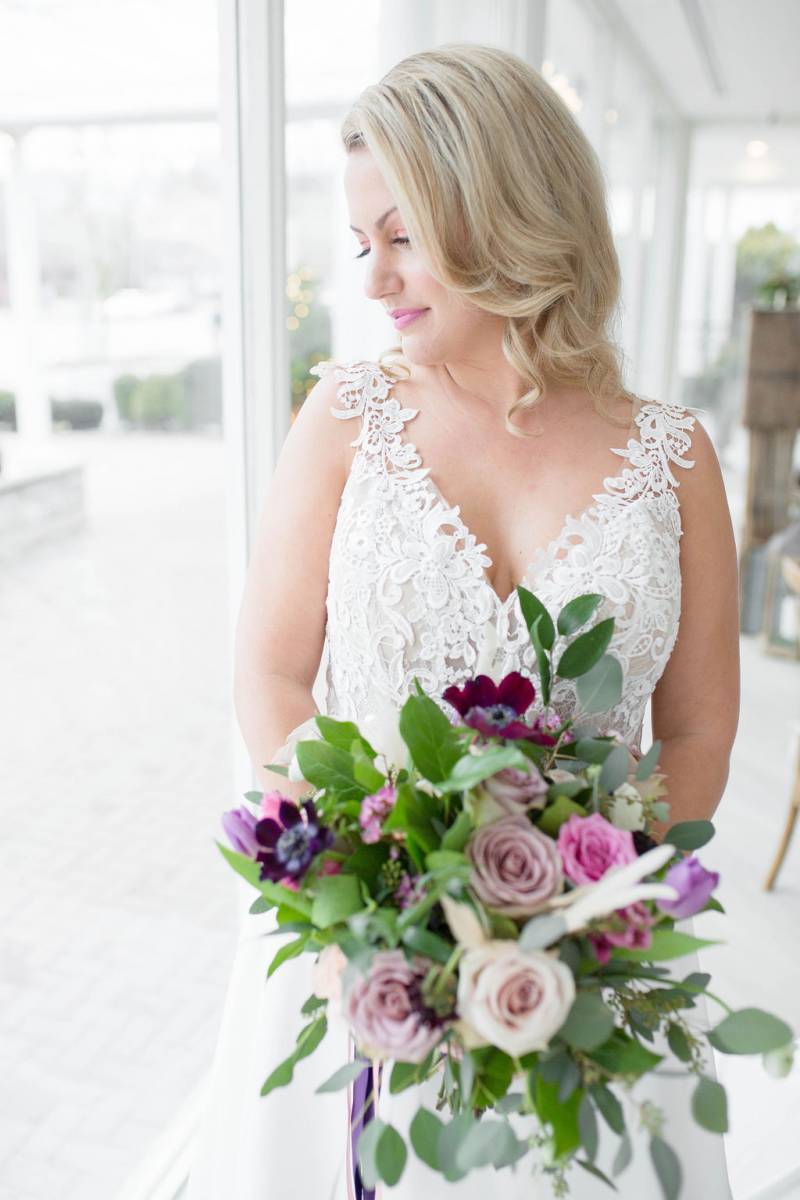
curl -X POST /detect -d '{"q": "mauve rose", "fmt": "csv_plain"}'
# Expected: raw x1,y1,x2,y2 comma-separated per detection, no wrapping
557,812,638,886
481,765,548,812
456,940,575,1056
343,950,444,1063
655,855,720,919
465,814,564,917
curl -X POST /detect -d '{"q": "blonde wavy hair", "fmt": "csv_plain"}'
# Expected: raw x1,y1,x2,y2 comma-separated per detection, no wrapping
340,42,641,437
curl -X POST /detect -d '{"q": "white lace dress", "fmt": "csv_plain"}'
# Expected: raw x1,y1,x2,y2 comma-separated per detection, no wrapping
186,360,734,1199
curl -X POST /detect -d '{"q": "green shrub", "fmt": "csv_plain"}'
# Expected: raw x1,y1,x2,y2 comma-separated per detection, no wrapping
51,398,104,430
0,391,16,431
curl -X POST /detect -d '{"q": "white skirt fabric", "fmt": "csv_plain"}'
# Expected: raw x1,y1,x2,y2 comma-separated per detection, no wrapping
186,882,734,1200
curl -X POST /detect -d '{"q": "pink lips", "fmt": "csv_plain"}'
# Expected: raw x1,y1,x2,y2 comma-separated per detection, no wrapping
392,309,429,330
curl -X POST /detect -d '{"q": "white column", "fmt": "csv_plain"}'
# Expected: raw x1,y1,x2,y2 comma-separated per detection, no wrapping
4,130,50,440
218,0,288,791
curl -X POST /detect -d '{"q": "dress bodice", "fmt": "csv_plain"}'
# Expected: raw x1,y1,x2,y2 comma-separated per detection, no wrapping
309,358,698,754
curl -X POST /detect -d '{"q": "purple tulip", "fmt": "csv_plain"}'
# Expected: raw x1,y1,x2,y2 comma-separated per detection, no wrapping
222,805,260,857
655,855,720,919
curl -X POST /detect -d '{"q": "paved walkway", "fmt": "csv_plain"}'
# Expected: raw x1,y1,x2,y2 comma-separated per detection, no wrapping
0,430,241,1200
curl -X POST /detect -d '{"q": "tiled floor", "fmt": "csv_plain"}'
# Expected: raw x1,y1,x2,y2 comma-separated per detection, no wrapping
1,430,240,1200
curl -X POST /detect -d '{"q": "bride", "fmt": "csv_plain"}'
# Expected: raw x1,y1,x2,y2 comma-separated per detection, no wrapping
187,43,739,1199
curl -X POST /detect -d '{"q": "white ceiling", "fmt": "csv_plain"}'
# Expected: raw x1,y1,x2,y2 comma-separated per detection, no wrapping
610,0,800,124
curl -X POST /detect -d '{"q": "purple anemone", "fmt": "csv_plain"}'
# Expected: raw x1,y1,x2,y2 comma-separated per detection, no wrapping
442,671,538,740
254,797,334,884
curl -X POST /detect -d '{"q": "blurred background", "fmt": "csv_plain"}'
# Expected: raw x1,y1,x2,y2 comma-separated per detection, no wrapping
1,2,799,1199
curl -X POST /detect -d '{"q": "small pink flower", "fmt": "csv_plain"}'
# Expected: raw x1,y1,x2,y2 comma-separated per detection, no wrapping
557,812,637,886
588,900,655,965
359,784,397,844
319,859,342,876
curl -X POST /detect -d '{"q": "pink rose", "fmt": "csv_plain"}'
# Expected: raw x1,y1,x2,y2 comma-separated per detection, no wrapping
343,950,445,1063
587,900,655,965
465,814,564,917
557,812,637,886
456,940,576,1056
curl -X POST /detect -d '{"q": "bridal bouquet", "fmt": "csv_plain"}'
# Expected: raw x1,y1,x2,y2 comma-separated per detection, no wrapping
219,588,795,1198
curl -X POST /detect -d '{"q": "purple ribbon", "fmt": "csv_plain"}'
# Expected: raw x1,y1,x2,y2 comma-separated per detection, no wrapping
348,1052,383,1199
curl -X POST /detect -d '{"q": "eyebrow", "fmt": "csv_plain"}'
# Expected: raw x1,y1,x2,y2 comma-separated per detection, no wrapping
348,206,398,234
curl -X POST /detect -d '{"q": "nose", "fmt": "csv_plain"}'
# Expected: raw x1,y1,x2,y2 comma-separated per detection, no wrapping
362,248,403,303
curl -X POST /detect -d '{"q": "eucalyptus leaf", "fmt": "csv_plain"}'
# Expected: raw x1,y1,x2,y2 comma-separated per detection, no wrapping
599,744,631,793
663,819,715,852
707,1007,794,1055
578,1092,599,1161
409,1106,445,1171
612,1128,633,1177
577,653,623,715
357,1117,385,1190
691,1075,729,1133
649,1134,682,1200
375,1123,407,1186
559,993,617,1051
635,740,662,779
589,1082,626,1135
316,1060,370,1093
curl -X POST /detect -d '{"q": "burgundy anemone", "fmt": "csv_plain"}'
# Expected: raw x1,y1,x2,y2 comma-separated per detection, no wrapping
442,671,539,740
254,797,333,884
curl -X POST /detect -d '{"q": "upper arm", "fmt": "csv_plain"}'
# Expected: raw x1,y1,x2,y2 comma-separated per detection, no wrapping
650,415,741,749
233,365,353,693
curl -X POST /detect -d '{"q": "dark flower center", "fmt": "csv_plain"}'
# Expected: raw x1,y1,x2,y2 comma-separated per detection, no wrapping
468,702,518,727
277,825,311,865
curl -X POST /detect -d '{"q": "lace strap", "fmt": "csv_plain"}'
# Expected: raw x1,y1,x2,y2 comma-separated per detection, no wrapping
309,359,429,480
610,401,698,497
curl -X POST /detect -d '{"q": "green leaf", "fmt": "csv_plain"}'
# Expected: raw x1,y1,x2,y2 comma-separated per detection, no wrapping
667,1023,692,1062
314,715,374,754
400,925,453,964
707,1007,794,1055
437,744,530,793
559,993,617,1051
649,1134,682,1200
575,1157,620,1189
353,756,387,793
260,879,312,917
375,1122,407,1186
612,1128,632,1177
441,809,474,852
635,740,662,779
610,929,721,963
409,1106,445,1171
470,1047,515,1108
261,762,289,776
215,841,262,889
343,842,390,890
586,1030,663,1081
578,1092,599,1161
691,1075,729,1133
316,1060,369,1093
267,934,308,978
535,792,586,837
437,1111,475,1181
574,737,615,764
301,993,326,1015
357,1117,384,1189
425,849,467,872
528,615,552,707
534,1074,583,1159
663,819,715,852
455,1119,522,1171
295,740,367,803
589,1082,626,1135
389,1054,434,1094
576,653,623,715
310,873,364,928
599,744,631,793
518,585,556,649
557,593,604,636
556,618,615,679
260,1014,327,1095
399,693,462,782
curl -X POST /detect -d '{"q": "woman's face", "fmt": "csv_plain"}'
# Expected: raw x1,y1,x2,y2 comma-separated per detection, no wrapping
344,148,503,368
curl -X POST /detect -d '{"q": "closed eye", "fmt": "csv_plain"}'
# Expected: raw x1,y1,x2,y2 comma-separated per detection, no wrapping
353,237,411,260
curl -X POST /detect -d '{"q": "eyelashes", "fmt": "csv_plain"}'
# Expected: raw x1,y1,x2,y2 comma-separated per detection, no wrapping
353,237,411,260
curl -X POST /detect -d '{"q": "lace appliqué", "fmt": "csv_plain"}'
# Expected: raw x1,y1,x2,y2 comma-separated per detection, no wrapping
310,358,697,753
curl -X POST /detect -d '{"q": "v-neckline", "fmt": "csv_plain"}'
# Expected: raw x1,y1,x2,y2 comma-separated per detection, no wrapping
385,379,652,609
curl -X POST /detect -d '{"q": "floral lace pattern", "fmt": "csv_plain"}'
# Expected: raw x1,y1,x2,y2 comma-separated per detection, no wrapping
309,359,698,754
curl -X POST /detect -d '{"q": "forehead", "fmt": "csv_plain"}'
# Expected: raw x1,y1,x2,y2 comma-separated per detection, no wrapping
344,151,401,227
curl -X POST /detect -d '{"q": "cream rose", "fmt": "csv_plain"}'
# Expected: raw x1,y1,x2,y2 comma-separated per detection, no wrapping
456,940,576,1057
310,943,347,1008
